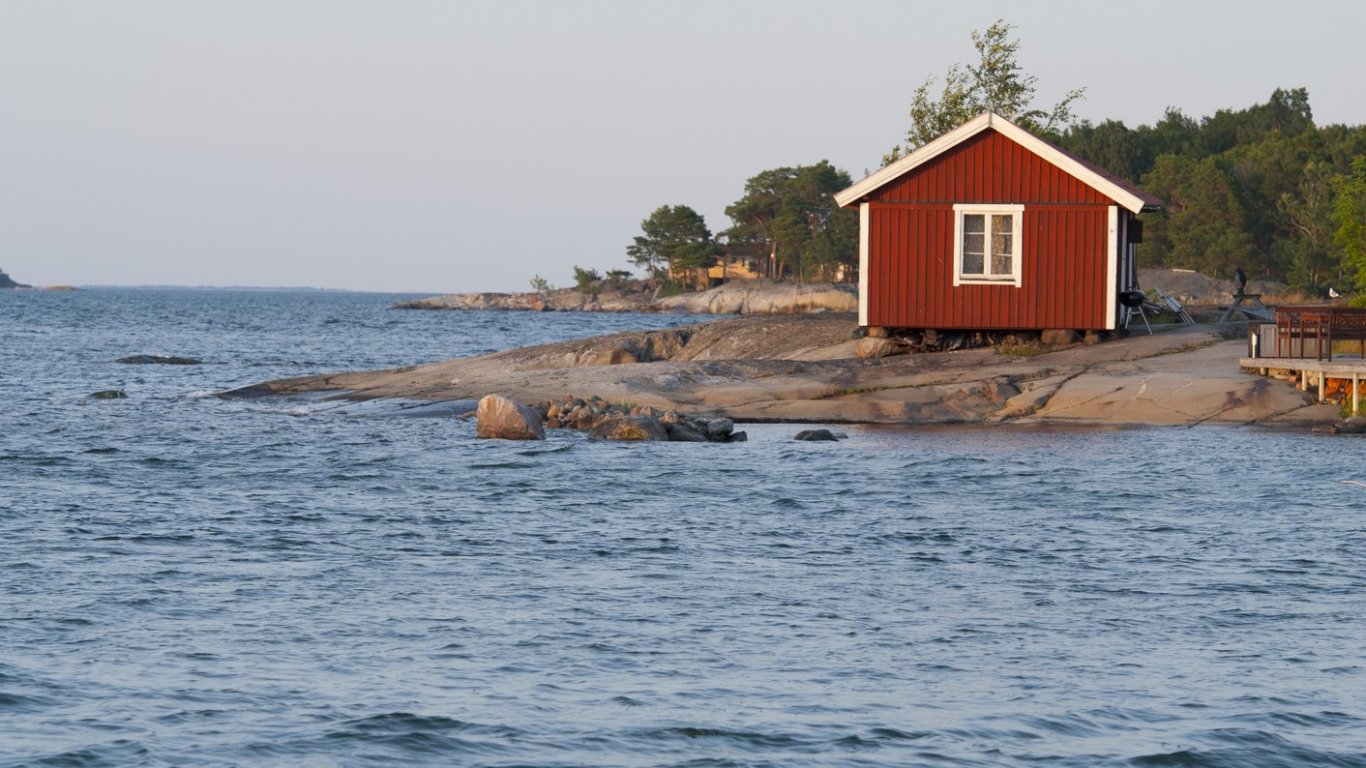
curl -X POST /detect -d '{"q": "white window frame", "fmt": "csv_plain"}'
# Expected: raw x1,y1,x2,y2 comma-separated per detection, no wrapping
953,203,1024,287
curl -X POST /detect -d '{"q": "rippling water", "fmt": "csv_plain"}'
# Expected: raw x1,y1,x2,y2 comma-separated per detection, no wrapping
3,289,1365,767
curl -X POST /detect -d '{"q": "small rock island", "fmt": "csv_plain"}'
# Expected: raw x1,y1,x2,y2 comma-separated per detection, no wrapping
225,314,1343,431
0,267,30,289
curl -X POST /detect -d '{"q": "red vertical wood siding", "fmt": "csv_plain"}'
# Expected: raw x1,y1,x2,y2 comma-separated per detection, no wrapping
865,128,1117,330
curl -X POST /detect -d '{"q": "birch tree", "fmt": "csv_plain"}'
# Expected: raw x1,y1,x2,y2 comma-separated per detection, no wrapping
884,20,1084,164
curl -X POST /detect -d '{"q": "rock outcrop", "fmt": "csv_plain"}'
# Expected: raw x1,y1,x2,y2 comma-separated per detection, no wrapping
1313,416,1366,435
588,415,670,441
543,395,745,442
1138,268,1287,305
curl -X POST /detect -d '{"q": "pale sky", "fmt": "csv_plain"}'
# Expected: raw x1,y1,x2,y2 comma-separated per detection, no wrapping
2,0,1362,292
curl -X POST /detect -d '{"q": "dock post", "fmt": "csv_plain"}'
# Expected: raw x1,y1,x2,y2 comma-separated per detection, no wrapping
1355,373,1360,417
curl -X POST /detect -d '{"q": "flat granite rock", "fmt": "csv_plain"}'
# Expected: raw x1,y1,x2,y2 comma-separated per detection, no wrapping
221,317,1342,431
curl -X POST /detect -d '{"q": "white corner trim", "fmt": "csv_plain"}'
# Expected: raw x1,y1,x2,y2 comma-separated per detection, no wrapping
952,203,1024,288
1105,206,1119,330
833,111,1149,215
858,202,869,327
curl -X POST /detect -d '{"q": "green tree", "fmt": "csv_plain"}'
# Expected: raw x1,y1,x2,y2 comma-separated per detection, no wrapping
626,205,718,289
885,19,1084,163
1141,107,1202,160
1279,161,1340,289
604,268,634,291
1057,89,1366,285
1141,155,1255,276
723,167,793,277
1332,156,1366,296
784,163,859,282
1199,87,1313,156
1218,132,1305,277
1059,119,1151,184
723,161,856,282
572,266,602,295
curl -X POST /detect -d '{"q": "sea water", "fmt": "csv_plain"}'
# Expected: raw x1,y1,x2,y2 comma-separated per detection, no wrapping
1,288,1363,767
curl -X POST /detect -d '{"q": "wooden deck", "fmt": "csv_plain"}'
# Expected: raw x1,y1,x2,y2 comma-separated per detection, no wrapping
1240,355,1366,415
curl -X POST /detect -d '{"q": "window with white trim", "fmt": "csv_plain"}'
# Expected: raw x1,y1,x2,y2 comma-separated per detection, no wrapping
953,204,1023,286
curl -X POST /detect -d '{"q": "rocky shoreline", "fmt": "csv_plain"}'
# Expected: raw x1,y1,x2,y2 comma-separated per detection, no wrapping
224,314,1347,432
393,280,857,315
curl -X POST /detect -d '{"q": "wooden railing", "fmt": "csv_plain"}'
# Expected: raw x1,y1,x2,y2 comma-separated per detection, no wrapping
1275,305,1366,361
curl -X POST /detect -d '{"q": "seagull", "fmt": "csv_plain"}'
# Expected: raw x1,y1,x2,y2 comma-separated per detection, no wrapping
1329,287,1342,299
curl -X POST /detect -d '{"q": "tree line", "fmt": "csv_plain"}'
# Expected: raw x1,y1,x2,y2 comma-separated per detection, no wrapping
1064,90,1366,295
626,160,859,291
625,20,1366,299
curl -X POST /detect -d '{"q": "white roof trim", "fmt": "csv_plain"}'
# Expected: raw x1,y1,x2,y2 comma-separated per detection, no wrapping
834,112,1150,215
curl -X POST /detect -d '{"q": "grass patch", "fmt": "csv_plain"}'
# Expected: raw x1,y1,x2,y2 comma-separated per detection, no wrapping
997,342,1051,358
819,384,897,399
1332,339,1366,358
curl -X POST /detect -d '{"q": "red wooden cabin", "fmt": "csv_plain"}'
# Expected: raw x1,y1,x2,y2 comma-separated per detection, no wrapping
834,112,1161,335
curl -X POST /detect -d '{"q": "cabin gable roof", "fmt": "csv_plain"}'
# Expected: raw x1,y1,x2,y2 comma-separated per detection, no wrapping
834,112,1161,214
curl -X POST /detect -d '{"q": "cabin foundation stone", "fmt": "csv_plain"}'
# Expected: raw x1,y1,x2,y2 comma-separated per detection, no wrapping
1041,329,1081,347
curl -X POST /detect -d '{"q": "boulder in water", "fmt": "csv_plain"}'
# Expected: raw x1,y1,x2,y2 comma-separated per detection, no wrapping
705,417,734,439
475,394,545,440
588,415,668,441
793,428,840,442
664,421,709,442
89,389,128,400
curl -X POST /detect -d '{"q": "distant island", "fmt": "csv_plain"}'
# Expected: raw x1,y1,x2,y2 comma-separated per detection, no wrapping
393,279,858,315
0,268,31,289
